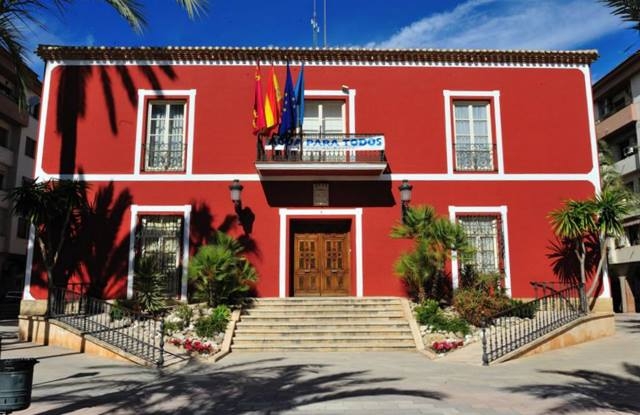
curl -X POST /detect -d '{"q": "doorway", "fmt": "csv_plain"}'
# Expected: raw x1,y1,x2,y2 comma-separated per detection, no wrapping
291,220,351,296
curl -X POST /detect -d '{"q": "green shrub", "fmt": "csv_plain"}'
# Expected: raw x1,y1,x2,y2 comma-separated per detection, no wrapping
194,305,231,338
189,233,258,307
109,299,137,321
453,288,511,326
414,299,470,336
134,257,167,314
503,299,538,319
175,304,194,327
163,320,181,335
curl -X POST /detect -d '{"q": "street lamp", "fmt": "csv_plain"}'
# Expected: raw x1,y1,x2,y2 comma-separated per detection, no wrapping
229,179,243,211
398,179,413,223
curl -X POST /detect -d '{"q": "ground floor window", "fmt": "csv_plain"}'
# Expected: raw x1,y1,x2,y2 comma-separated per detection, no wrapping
458,215,502,274
137,215,183,296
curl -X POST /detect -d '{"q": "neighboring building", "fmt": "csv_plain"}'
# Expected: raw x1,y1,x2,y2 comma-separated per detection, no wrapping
593,51,640,312
0,49,41,298
25,45,606,308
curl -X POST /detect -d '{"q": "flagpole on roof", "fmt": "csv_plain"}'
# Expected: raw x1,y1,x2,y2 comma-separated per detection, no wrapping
323,0,327,48
311,0,319,48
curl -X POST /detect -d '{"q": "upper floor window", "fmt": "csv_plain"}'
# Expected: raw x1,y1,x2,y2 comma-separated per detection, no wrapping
303,100,345,135
458,215,502,274
444,90,503,174
0,127,9,149
453,101,494,171
144,101,186,172
25,137,36,158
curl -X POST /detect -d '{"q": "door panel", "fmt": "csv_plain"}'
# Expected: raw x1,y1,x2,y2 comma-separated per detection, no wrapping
294,232,350,296
294,234,321,296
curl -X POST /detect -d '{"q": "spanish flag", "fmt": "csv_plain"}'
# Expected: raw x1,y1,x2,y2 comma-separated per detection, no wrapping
264,65,281,133
252,63,266,135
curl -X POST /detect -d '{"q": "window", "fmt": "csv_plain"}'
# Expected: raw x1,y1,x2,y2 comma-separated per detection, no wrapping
458,215,502,274
0,127,9,148
453,101,494,171
137,215,183,296
25,137,36,158
0,208,7,237
144,101,186,172
303,100,345,135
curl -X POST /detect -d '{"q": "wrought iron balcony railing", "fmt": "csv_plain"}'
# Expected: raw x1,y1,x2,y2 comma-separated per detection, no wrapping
256,133,386,164
454,143,496,172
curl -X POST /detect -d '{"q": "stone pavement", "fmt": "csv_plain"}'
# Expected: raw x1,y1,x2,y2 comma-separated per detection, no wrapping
1,315,640,414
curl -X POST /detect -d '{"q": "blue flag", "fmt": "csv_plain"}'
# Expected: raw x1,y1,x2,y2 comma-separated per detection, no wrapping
278,62,296,137
294,63,305,131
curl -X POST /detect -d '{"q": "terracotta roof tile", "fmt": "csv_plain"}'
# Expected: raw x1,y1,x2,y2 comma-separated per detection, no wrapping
36,45,598,66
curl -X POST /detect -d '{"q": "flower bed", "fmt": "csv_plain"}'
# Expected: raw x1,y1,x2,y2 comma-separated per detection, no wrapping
163,304,228,357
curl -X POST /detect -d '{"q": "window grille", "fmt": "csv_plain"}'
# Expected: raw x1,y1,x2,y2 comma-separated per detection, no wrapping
145,102,186,171
453,102,494,171
459,215,501,274
137,215,183,297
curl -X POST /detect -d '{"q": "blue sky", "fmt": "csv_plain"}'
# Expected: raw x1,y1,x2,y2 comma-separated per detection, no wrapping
23,0,640,81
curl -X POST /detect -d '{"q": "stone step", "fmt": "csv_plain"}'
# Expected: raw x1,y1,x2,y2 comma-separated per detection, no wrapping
251,298,402,306
244,304,403,312
234,327,412,336
231,342,416,351
235,321,412,330
231,297,416,353
234,334,413,342
241,310,406,318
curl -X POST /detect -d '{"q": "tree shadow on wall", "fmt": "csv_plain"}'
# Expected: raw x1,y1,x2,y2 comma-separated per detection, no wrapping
189,200,261,260
51,181,133,298
546,235,599,286
55,65,177,174
504,363,640,414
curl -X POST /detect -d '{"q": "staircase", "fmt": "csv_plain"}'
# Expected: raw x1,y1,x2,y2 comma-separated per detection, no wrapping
232,297,416,352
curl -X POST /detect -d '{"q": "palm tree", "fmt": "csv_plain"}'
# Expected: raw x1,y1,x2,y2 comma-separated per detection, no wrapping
601,0,640,32
391,205,472,302
188,231,258,306
0,0,207,107
6,179,88,291
549,187,631,309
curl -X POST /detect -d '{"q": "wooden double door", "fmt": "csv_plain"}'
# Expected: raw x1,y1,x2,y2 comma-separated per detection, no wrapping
293,232,350,296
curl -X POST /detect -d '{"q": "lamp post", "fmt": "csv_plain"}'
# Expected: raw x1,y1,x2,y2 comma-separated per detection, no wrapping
398,179,413,223
229,179,243,212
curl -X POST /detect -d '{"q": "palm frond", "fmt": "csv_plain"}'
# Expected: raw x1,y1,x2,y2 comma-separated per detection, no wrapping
601,0,640,31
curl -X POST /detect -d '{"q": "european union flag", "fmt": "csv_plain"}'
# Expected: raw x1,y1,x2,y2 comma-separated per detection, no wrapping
294,63,305,131
278,62,296,137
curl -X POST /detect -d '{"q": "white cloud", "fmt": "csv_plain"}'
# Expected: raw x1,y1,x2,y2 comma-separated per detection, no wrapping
368,0,625,50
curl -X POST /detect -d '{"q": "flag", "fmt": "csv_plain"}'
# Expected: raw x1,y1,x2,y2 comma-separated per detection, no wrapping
295,62,304,131
294,63,305,131
252,63,266,135
264,65,281,132
278,62,295,137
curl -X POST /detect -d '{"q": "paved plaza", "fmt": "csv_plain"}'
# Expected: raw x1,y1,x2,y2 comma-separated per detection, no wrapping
1,315,639,414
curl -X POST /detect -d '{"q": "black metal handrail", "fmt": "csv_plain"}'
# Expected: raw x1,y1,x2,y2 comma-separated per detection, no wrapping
256,133,386,163
48,286,171,367
481,283,586,365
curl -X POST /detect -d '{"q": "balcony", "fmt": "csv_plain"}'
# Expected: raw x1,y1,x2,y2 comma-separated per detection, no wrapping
614,154,640,176
0,91,28,127
609,244,640,265
255,133,387,176
596,102,638,140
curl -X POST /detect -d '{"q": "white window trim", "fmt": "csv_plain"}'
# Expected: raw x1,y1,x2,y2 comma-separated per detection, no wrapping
127,204,192,301
448,205,511,295
134,89,196,175
279,208,363,297
444,90,504,175
305,89,356,133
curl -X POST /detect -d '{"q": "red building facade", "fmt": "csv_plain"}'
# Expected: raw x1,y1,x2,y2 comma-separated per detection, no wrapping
24,46,603,303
